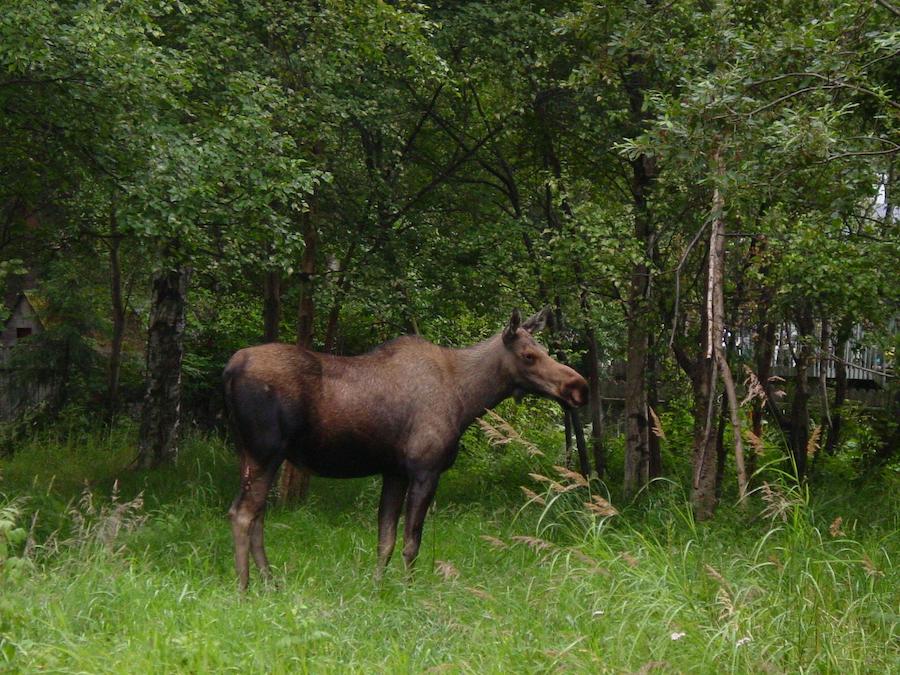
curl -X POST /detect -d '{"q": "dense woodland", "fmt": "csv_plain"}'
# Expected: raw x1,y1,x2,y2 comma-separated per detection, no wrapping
0,1,898,671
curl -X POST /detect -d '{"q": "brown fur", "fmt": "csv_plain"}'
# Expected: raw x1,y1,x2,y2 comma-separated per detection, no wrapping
224,309,588,590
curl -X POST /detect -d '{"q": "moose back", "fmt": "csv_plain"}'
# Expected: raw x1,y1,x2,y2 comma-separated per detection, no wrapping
223,308,588,590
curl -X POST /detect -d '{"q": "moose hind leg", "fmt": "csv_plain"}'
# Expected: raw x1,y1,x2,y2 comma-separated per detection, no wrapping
249,464,280,582
228,491,252,593
375,474,408,581
402,472,439,574
229,455,280,591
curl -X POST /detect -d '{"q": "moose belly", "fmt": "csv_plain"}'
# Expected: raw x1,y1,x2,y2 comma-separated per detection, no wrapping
290,430,401,478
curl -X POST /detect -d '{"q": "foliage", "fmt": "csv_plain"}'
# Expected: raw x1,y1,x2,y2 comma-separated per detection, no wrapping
0,496,28,582
0,421,897,672
0,0,897,513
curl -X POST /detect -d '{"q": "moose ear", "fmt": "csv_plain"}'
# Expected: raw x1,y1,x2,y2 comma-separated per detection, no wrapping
502,309,522,344
521,306,551,335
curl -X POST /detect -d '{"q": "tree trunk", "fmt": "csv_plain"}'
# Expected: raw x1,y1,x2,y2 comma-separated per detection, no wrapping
647,350,662,479
825,320,851,454
323,303,341,353
296,212,317,348
790,308,815,480
585,327,606,478
622,156,653,497
691,366,719,519
134,265,190,469
690,154,728,518
107,221,126,416
750,316,776,473
714,397,727,500
323,267,351,353
621,54,655,500
263,269,281,343
623,305,649,498
280,211,318,503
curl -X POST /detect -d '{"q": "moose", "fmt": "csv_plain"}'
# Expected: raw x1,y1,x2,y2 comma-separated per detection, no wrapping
223,308,589,590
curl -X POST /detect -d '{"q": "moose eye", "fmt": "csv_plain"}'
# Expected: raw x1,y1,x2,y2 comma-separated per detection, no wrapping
522,352,536,364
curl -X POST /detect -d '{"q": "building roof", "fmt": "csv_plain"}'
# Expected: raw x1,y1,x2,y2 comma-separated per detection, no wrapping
3,291,44,327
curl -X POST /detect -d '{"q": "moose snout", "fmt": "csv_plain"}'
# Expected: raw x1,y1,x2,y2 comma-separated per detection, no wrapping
560,376,589,409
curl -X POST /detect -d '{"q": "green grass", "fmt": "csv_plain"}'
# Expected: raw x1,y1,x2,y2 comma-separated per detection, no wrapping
0,426,897,673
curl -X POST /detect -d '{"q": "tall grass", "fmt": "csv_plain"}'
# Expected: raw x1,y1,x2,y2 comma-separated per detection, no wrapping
520,465,898,673
0,424,897,673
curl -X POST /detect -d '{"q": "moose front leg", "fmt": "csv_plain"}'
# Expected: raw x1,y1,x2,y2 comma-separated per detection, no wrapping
402,471,440,574
375,473,408,581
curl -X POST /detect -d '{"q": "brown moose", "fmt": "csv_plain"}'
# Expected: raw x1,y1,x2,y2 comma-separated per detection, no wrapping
223,308,588,590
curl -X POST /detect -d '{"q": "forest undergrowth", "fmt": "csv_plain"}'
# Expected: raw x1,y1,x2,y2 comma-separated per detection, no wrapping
0,419,897,674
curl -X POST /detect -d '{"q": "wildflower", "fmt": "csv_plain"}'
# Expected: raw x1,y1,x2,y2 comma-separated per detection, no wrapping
736,636,752,647
670,631,686,641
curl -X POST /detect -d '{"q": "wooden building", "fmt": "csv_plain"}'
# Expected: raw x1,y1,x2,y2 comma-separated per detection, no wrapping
1,291,44,347
1,292,53,420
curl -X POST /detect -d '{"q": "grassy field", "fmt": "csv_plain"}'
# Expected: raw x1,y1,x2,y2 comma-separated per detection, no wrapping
0,423,897,673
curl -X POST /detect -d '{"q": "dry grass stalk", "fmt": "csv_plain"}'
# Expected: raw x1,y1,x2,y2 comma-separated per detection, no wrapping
527,473,573,494
621,552,639,568
632,661,669,675
715,586,736,622
584,494,619,517
478,410,543,456
552,465,589,488
511,535,556,553
768,375,786,399
585,502,617,517
648,406,666,440
759,482,793,523
434,559,460,581
861,554,884,578
520,486,546,506
66,480,147,551
829,516,845,538
479,535,508,550
528,472,553,484
550,482,579,494
741,366,768,407
23,510,39,558
705,564,736,621
567,548,611,576
466,586,494,601
704,563,730,589
806,425,822,458
744,428,766,456
477,418,509,446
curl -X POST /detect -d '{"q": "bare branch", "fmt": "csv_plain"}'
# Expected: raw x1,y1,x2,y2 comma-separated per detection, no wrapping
822,147,900,162
875,0,900,18
668,219,710,349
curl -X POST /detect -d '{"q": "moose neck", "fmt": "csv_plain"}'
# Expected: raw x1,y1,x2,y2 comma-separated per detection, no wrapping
451,335,515,432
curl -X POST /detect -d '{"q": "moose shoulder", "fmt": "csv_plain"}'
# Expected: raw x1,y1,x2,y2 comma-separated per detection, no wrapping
223,308,588,590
